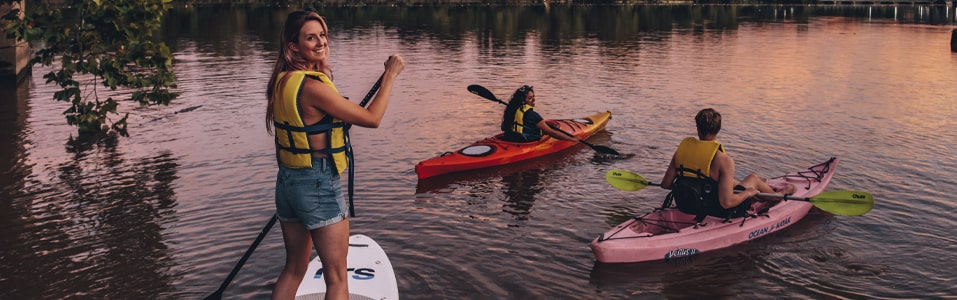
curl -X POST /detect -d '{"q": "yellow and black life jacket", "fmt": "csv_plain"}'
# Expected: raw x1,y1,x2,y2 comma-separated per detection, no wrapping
272,70,355,216
509,104,542,137
674,137,724,179
668,137,748,221
510,104,533,133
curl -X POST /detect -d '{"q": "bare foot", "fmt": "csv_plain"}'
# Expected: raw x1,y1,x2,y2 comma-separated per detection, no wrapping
779,183,796,195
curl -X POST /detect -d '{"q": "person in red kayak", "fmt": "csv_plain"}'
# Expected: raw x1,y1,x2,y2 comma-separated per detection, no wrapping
265,9,405,300
500,85,579,143
660,108,796,221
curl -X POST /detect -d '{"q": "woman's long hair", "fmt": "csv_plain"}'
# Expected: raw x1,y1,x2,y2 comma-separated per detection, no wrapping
265,10,331,134
501,85,533,132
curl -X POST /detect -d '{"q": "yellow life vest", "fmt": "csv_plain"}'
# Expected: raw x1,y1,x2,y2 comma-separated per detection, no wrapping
510,104,541,135
670,137,748,221
674,137,724,179
272,71,351,175
273,70,358,217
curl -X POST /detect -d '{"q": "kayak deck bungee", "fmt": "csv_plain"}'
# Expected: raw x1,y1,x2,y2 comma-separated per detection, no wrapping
415,111,612,179
590,157,838,264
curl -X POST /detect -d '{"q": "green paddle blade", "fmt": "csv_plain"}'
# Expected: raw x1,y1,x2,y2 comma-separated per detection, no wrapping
807,190,875,216
605,169,653,191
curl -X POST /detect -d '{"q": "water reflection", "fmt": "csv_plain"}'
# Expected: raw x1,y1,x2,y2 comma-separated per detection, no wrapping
0,73,29,205
414,145,588,228
588,244,768,298
0,121,182,298
0,71,37,299
154,4,956,59
161,7,290,55
501,170,546,223
299,5,956,41
1,3,955,299
601,205,643,228
589,209,839,298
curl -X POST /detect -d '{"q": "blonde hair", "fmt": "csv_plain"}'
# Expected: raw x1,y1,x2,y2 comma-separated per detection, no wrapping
265,10,332,134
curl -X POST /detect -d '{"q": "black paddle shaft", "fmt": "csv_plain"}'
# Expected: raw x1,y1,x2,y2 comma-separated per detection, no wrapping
466,84,621,155
205,215,278,300
358,73,384,107
346,73,385,130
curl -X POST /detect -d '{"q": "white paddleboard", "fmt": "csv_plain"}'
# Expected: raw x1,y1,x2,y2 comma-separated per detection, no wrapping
294,234,399,300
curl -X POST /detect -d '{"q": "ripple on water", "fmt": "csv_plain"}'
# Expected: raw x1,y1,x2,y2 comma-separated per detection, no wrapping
5,6,957,300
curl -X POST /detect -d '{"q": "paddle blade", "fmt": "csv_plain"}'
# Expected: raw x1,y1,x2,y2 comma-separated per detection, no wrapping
204,293,222,300
808,190,875,216
605,169,651,191
590,144,621,156
467,84,504,104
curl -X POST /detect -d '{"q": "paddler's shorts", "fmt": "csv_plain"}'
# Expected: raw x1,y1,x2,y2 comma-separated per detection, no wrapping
275,156,347,230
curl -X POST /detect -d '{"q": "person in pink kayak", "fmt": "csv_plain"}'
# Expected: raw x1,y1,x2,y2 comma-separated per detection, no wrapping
660,108,796,221
500,85,579,143
265,9,405,300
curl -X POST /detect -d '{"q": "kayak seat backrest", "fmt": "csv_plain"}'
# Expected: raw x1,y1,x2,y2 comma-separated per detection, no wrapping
672,177,714,222
671,167,754,221
670,167,717,222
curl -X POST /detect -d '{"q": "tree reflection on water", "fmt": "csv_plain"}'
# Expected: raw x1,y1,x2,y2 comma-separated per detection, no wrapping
0,127,182,299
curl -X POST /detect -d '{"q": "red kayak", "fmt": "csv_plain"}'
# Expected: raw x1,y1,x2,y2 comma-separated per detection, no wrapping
415,111,612,179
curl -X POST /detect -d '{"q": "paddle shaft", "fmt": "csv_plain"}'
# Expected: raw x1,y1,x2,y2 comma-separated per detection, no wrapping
546,123,593,145
205,215,277,300
761,192,820,202
607,168,873,216
468,84,619,154
643,181,811,201
471,86,578,140
346,72,385,130
358,73,384,108
643,180,801,199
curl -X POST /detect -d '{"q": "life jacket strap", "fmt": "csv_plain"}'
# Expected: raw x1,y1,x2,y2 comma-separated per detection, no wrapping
276,143,351,155
273,121,343,134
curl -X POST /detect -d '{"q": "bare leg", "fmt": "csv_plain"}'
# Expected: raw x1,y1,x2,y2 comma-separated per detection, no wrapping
272,221,313,300
740,174,795,202
311,219,350,300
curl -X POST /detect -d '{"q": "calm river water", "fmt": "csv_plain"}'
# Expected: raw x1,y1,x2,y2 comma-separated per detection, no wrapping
2,4,956,299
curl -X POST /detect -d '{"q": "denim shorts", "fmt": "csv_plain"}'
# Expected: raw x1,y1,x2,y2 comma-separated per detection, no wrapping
275,157,347,230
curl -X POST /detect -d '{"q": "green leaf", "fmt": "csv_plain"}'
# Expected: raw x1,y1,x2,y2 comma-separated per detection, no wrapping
16,0,178,137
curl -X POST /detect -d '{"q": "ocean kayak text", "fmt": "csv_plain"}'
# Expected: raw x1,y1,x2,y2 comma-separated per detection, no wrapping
748,216,792,240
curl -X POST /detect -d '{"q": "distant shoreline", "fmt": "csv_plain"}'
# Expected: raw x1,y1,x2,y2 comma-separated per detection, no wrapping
174,0,954,6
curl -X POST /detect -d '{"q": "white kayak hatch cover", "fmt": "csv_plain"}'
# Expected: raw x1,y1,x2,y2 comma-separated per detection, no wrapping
460,145,495,157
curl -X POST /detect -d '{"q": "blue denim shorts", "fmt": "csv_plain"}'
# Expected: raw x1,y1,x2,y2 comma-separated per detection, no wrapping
275,157,347,230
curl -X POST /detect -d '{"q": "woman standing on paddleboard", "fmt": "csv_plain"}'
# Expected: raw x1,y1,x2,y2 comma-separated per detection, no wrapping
265,9,405,300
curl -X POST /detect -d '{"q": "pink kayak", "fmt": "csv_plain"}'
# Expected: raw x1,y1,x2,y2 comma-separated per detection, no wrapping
590,157,839,263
